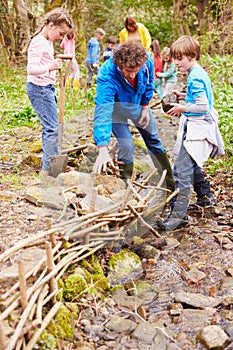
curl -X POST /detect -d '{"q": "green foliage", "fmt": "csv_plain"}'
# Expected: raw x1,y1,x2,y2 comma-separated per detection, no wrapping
201,54,233,171
2,106,37,128
0,65,38,129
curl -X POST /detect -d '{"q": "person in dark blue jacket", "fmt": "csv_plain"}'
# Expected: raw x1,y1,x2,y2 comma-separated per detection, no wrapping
86,28,105,87
93,40,174,190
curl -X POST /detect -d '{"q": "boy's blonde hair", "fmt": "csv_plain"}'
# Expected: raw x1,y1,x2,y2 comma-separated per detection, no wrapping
170,35,200,60
95,28,106,36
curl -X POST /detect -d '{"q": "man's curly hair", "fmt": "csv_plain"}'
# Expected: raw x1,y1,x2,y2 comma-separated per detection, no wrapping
113,40,148,69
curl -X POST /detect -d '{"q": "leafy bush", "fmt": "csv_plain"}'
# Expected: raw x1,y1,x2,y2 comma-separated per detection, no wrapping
201,54,233,171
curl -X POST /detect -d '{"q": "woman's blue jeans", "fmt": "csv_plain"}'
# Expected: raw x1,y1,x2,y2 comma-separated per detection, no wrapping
27,82,58,170
112,108,166,164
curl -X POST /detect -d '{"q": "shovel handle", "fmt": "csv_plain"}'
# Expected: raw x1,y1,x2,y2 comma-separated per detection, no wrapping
59,69,66,124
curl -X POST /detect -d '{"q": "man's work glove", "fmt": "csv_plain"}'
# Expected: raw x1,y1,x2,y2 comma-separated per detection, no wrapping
139,105,150,129
93,146,116,174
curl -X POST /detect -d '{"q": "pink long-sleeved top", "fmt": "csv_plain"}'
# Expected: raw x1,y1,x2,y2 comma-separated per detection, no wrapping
60,36,75,56
27,34,56,86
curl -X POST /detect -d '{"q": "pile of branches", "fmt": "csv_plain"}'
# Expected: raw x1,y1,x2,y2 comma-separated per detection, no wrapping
0,170,177,349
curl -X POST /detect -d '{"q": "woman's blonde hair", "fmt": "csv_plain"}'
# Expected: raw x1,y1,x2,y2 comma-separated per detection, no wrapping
23,7,73,53
170,35,200,60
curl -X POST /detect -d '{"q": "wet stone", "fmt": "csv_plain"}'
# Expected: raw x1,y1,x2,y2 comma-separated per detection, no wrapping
198,325,231,349
177,309,217,333
220,277,233,295
226,325,233,339
83,324,104,334
174,291,222,309
132,321,158,343
105,315,137,333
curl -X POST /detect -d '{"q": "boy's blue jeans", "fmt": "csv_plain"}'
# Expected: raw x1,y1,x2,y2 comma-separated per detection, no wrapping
112,108,166,164
27,82,58,171
172,143,211,216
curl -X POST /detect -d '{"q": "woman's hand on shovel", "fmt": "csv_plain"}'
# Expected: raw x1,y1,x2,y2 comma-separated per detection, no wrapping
93,146,116,174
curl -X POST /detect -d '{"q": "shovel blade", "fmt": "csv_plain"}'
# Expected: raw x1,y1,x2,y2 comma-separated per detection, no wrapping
49,154,68,178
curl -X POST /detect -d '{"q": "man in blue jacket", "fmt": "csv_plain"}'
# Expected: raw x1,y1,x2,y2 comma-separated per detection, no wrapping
93,40,174,190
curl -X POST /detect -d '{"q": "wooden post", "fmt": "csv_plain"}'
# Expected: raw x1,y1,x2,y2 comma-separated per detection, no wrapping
18,260,27,311
45,242,57,305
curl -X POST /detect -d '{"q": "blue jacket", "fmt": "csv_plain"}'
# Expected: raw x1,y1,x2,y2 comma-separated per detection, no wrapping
86,37,100,65
94,54,154,146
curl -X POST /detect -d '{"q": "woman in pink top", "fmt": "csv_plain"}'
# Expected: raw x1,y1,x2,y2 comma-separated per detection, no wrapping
60,26,80,88
25,8,73,176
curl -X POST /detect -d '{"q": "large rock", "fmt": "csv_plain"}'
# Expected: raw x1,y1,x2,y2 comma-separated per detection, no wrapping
0,247,45,285
107,249,143,286
198,325,231,349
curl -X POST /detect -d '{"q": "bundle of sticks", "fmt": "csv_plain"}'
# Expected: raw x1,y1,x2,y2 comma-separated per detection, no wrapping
0,169,178,349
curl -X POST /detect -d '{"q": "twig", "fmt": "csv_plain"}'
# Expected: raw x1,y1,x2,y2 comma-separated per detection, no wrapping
0,229,59,263
5,286,43,350
25,302,62,350
127,203,162,238
0,321,6,349
126,180,145,203
137,169,158,193
69,221,111,240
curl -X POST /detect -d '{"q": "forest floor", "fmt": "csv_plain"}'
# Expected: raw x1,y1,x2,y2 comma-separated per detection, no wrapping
0,106,233,349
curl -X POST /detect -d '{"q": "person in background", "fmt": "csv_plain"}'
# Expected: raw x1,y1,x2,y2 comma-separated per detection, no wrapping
119,17,151,50
157,35,225,231
25,8,73,177
92,40,174,191
86,28,106,87
60,26,80,88
103,36,118,61
157,46,177,97
150,39,163,100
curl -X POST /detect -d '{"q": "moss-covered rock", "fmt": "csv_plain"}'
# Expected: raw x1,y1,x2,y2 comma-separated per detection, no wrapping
46,303,78,340
81,255,110,293
107,248,143,286
35,331,57,349
63,274,88,301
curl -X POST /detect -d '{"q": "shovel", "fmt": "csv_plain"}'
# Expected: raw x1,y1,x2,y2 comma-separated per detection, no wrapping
49,55,73,178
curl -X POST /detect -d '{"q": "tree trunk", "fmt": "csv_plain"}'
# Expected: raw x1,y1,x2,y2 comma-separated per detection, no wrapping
13,0,32,60
197,0,210,34
0,0,16,63
173,0,191,37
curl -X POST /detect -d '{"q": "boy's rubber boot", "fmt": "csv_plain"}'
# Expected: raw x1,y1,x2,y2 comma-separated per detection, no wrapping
151,152,175,191
193,171,215,207
119,162,134,183
157,195,189,231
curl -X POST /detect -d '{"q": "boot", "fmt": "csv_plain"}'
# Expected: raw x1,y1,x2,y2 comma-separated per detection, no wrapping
119,162,133,183
157,195,189,231
157,213,189,231
196,194,215,207
193,169,215,207
151,152,175,191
